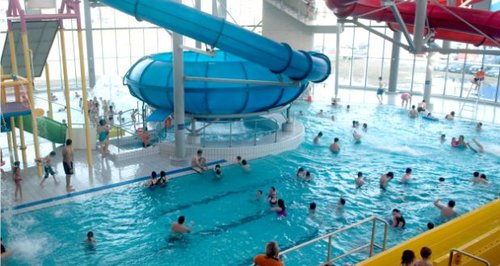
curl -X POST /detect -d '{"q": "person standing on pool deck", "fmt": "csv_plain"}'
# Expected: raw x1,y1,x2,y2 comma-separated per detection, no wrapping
12,161,22,201
433,198,457,218
62,139,75,192
253,241,284,266
330,138,340,153
376,76,385,104
191,149,207,173
171,216,192,234
379,172,394,189
39,151,58,187
401,92,411,108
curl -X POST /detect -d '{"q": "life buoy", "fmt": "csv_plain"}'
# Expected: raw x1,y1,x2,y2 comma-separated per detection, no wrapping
164,117,172,128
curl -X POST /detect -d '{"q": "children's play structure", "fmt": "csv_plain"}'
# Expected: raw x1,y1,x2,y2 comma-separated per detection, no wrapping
1,0,93,175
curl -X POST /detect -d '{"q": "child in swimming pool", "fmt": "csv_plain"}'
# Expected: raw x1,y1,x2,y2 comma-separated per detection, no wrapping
268,187,278,206
214,164,222,178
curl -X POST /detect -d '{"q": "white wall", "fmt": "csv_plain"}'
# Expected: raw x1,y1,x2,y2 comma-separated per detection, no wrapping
262,1,314,51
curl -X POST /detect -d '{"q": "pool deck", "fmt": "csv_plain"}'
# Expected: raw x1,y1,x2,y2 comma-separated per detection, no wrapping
0,146,226,214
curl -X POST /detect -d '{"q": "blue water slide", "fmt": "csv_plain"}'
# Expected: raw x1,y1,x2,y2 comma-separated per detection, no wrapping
100,0,330,81
127,51,309,115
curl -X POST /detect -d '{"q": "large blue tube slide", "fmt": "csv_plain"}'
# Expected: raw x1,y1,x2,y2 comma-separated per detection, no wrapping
98,0,331,83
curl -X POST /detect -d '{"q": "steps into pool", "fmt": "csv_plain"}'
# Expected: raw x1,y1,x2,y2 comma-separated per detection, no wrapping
358,199,500,266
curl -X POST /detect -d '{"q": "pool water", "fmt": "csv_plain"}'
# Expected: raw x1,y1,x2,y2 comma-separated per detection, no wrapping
2,103,499,266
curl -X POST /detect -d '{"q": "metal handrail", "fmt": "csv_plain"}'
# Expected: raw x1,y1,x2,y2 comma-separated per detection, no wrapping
448,248,490,266
279,216,389,265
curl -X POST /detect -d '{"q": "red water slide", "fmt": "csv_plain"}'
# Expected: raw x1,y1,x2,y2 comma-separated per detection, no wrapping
326,0,500,46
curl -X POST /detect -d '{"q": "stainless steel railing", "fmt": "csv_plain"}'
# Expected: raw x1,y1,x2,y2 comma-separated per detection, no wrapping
448,248,490,266
278,216,389,265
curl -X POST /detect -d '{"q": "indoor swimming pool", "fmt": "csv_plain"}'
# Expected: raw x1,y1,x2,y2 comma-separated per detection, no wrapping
1,103,499,266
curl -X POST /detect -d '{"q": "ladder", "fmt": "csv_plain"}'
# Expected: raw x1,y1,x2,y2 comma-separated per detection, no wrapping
459,80,481,120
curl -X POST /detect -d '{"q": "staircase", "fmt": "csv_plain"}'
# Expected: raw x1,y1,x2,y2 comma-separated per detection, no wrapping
264,0,318,25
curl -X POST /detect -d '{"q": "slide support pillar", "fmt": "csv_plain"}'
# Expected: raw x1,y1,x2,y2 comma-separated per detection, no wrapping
334,19,342,99
21,31,42,176
171,15,187,165
7,29,23,165
77,28,93,167
195,0,201,49
83,0,96,88
388,31,401,93
423,53,433,110
59,27,73,139
413,0,427,53
45,63,56,150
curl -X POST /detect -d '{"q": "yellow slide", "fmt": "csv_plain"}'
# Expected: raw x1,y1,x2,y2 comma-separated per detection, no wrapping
359,199,500,266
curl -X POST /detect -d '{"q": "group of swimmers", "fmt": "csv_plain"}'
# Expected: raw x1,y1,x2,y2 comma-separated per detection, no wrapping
145,171,168,187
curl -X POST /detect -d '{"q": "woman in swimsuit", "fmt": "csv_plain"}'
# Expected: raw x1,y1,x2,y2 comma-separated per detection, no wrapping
97,119,110,153
268,187,278,206
271,199,287,217
391,209,406,229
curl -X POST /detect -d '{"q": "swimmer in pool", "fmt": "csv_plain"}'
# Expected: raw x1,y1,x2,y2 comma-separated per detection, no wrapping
426,112,436,119
157,170,168,185
330,138,340,153
268,187,278,206
346,105,350,112
379,172,394,189
296,167,305,178
236,156,242,164
472,172,487,184
401,168,412,182
240,159,251,172
440,134,446,143
309,202,317,216
391,209,406,229
317,109,324,117
362,123,367,132
352,129,362,143
433,198,457,218
336,197,346,209
408,105,418,118
146,171,158,187
476,122,483,132
256,190,263,200
313,132,323,144
214,165,222,178
304,171,312,181
85,231,96,243
445,111,455,120
171,216,192,234
467,138,484,153
271,199,287,217
355,172,365,188
451,135,467,148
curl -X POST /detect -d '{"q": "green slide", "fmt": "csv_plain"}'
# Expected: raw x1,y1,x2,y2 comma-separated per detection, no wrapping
17,115,67,144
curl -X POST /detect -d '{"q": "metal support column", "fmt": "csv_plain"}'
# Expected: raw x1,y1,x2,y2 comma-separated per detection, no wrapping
21,31,42,176
413,0,428,53
423,53,434,108
7,29,20,163
83,0,96,88
388,31,401,93
59,27,74,138
171,21,186,164
334,20,342,99
195,0,201,48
